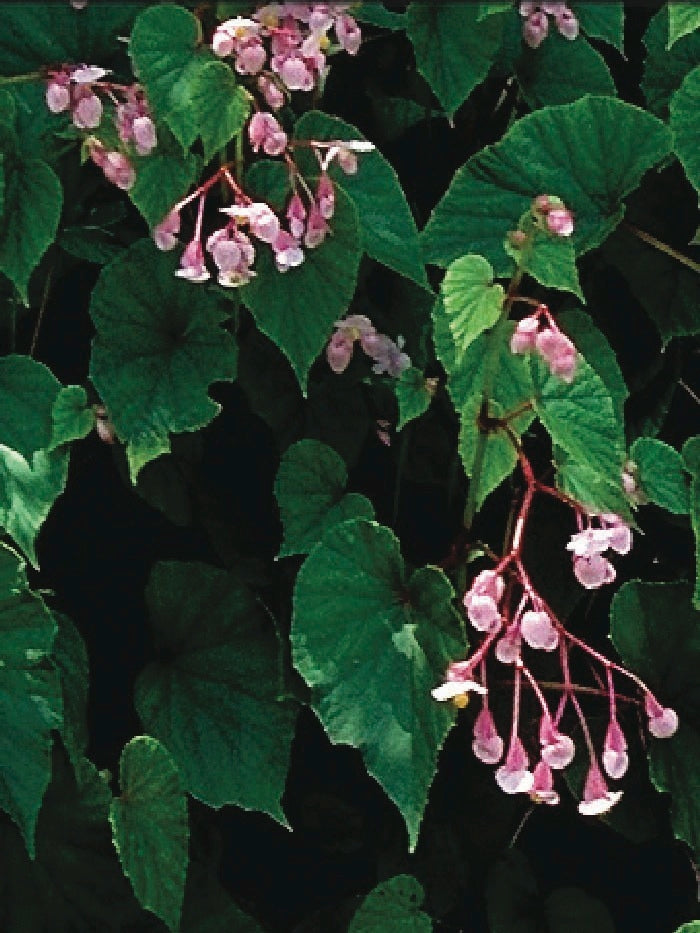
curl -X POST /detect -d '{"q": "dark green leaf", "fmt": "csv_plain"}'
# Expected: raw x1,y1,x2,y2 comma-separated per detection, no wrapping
349,875,432,932
630,437,690,514
52,614,89,770
49,386,95,451
188,60,250,163
683,438,700,608
129,150,200,228
516,35,616,110
395,367,433,432
558,308,627,424
671,65,700,196
668,4,700,49
642,7,700,119
577,3,624,52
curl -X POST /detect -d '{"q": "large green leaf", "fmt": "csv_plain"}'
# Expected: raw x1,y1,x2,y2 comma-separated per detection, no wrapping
294,111,428,289
683,438,700,608
0,544,61,857
516,35,616,110
242,186,361,393
129,150,201,229
274,439,374,557
422,96,672,271
109,736,188,932
135,561,298,823
668,3,700,48
188,60,250,163
52,614,89,770
49,386,95,451
630,437,690,515
129,4,216,150
405,3,504,119
89,239,238,482
516,231,583,301
440,254,504,357
611,581,700,858
670,65,700,196
0,355,61,459
349,875,432,932
577,3,625,52
642,7,700,119
292,518,465,850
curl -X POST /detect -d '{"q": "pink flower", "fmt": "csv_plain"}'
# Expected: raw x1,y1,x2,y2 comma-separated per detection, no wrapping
206,226,256,287
567,527,616,558
578,761,623,816
132,115,157,156
555,7,579,40
70,65,108,84
326,331,354,373
89,142,135,191
463,570,504,633
153,210,181,251
272,229,304,272
539,716,575,769
335,13,361,54
248,111,288,156
276,54,315,91
520,609,558,651
535,328,577,383
431,669,487,703
495,623,522,664
304,204,328,248
236,38,267,75
573,553,616,589
599,514,632,555
258,75,285,109
645,695,679,739
316,173,335,220
72,87,102,129
546,207,575,237
496,736,534,794
530,761,560,805
46,78,71,113
602,719,629,780
523,11,549,48
286,193,307,239
175,239,210,283
472,707,504,764
213,16,261,57
510,315,539,355
366,334,411,378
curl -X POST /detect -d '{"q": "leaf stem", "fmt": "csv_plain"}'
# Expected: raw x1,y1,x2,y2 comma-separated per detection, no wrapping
625,222,700,275
0,72,41,85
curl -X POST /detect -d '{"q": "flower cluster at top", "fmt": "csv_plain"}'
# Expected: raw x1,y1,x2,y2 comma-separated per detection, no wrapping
213,3,361,98
511,303,578,383
432,433,678,817
326,315,411,378
519,1,579,49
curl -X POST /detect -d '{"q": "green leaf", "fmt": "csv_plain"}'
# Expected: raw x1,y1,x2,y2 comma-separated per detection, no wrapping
395,367,433,432
671,65,700,196
129,4,215,150
0,544,61,857
440,254,505,357
544,888,615,933
642,6,700,119
129,150,201,228
406,3,504,119
109,736,188,932
49,386,95,451
515,230,583,301
242,186,361,393
478,2,512,20
0,158,62,303
516,35,616,110
181,859,264,932
292,518,465,850
0,355,61,460
135,561,298,823
89,239,237,482
294,111,429,289
611,581,700,858
554,449,632,521
354,3,407,31
531,353,626,481
577,3,624,52
188,60,250,163
245,159,291,212
683,438,700,608
629,437,690,514
668,3,700,48
422,96,672,271
52,614,89,770
274,439,374,557
349,875,432,932
674,925,700,933
58,227,124,266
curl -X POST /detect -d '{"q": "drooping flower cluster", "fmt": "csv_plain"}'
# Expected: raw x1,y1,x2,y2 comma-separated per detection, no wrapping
519,2,579,49
432,441,678,816
511,303,578,383
326,315,411,378
212,3,361,101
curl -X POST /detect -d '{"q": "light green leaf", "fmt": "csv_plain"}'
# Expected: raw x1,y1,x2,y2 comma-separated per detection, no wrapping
674,924,700,933
514,230,583,300
129,150,201,228
0,544,61,857
110,736,188,932
0,158,62,304
135,561,298,823
395,367,433,431
668,3,700,48
516,34,616,110
52,614,89,769
89,239,237,482
188,60,250,163
629,437,690,515
440,254,505,357
129,4,214,150
406,3,505,119
49,386,95,451
611,581,700,858
294,111,428,289
422,96,672,271
642,6,700,118
292,518,465,850
275,439,374,557
577,3,625,52
242,186,361,393
671,65,700,196
349,875,432,932
554,448,632,521
478,2,512,20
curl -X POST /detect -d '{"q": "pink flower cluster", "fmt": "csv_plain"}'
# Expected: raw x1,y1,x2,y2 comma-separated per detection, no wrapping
431,442,677,817
532,194,575,237
46,64,107,129
115,87,157,157
520,2,579,49
326,315,411,378
566,513,632,589
511,304,578,383
212,3,361,102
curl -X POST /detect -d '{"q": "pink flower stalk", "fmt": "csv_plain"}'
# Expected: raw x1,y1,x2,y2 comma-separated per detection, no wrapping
520,609,558,651
602,719,629,780
523,11,549,48
248,111,288,156
578,761,623,816
272,229,304,272
645,695,679,738
153,210,181,251
472,706,504,764
530,761,560,805
539,716,575,769
496,736,535,794
463,570,504,634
